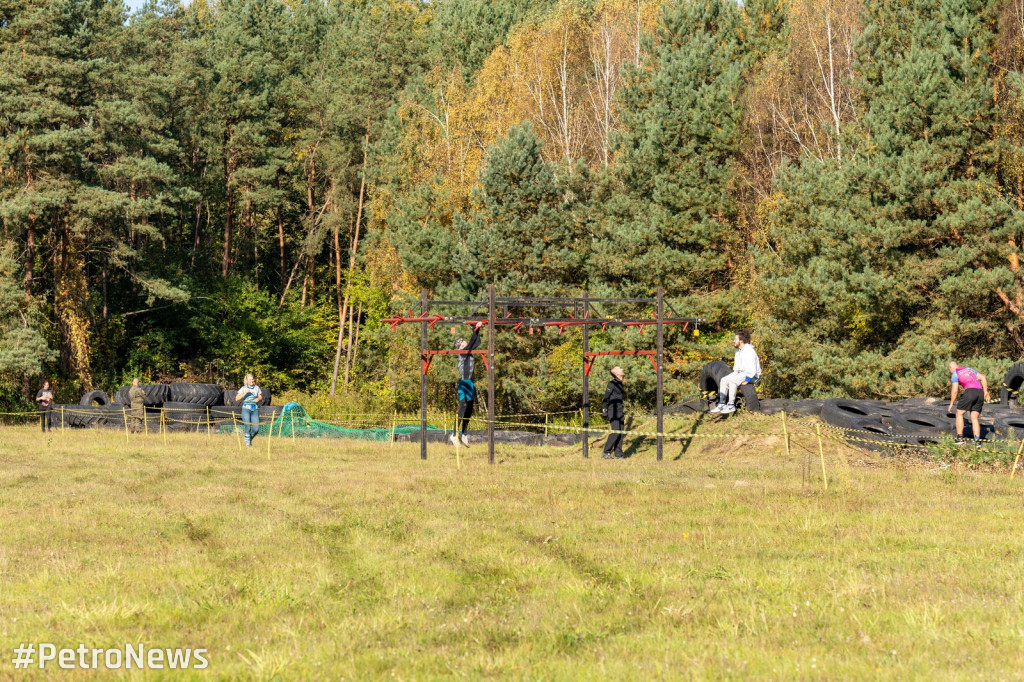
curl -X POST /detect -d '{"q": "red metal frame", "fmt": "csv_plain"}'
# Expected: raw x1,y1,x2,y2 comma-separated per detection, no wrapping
583,350,657,376
421,349,490,375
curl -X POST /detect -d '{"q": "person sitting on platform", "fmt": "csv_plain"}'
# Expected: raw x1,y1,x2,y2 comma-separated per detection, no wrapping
711,330,761,415
602,366,627,459
450,322,484,447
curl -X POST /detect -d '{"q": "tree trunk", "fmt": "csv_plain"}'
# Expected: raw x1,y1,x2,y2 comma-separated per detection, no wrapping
102,256,108,320
24,218,35,299
345,302,362,386
330,222,345,395
278,205,285,293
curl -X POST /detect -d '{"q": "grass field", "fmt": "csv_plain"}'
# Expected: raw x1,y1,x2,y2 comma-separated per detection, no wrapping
1,419,1022,680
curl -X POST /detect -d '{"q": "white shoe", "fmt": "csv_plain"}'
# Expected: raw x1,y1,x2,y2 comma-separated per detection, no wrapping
710,404,724,414
460,434,470,447
449,434,458,447
719,404,736,414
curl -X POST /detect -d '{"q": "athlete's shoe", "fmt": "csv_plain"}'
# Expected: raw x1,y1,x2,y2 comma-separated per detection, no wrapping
710,403,724,414
719,404,736,414
954,436,965,447
449,433,458,447
460,434,470,447
972,438,982,450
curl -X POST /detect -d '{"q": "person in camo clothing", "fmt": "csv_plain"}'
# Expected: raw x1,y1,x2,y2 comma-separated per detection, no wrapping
129,378,147,433
947,362,990,448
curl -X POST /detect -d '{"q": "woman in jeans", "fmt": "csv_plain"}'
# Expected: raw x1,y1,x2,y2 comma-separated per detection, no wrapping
235,374,263,447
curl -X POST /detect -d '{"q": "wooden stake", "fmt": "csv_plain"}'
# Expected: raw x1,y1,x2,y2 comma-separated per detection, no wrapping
815,423,828,490
123,407,129,444
1012,437,1024,479
232,413,242,450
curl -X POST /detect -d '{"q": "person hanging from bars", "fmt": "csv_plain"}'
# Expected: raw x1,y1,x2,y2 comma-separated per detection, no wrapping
711,330,761,415
947,361,990,448
35,379,54,432
236,373,263,447
450,322,484,447
601,366,627,459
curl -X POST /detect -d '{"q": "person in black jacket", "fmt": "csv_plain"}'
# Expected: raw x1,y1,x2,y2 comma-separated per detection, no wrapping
601,366,626,459
450,322,484,447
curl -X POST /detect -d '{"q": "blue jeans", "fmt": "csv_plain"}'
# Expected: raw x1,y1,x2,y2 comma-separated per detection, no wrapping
242,405,259,445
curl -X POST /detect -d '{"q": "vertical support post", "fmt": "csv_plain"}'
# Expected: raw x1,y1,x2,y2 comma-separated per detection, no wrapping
487,284,496,464
123,407,129,444
781,410,791,460
60,406,64,437
816,422,828,490
206,405,211,438
1011,437,1023,479
390,410,397,448
420,288,429,460
582,291,590,459
656,286,664,461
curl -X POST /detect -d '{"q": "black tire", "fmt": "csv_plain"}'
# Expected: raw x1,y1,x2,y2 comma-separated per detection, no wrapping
698,360,732,398
208,405,243,423
891,411,952,437
758,398,791,415
1001,362,1024,406
834,415,896,453
666,398,708,415
113,384,170,406
61,404,125,427
737,384,761,412
223,387,272,407
162,401,208,425
993,413,1024,438
258,405,281,420
786,400,824,417
168,383,223,406
820,399,879,430
79,390,111,407
895,397,945,409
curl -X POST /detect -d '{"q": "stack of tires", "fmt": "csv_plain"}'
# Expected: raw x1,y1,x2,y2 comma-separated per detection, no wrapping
61,382,272,430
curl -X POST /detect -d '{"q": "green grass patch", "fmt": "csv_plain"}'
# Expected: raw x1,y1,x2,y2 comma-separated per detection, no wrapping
0,423,1022,679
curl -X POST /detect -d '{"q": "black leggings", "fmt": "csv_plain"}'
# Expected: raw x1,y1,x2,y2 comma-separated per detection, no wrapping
604,417,624,456
457,398,474,435
39,407,51,432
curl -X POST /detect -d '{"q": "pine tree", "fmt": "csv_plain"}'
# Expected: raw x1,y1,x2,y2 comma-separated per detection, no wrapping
456,123,593,298
757,0,1024,398
593,0,746,312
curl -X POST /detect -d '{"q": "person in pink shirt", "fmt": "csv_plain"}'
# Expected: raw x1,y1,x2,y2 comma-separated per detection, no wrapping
947,362,990,447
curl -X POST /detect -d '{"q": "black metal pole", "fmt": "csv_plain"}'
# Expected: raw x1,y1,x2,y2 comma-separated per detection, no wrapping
582,291,589,459
488,284,496,464
656,286,664,461
420,289,428,460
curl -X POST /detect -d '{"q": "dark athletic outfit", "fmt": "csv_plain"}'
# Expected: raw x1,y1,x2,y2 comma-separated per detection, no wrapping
601,378,625,458
36,388,54,432
456,329,481,436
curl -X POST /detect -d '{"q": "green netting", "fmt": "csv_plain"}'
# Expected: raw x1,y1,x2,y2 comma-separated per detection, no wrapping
217,402,439,441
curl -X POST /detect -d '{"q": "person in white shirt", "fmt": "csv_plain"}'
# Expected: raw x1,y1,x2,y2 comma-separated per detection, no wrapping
711,331,761,415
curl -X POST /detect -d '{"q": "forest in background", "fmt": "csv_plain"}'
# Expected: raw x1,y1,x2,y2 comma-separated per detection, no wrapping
4,0,1024,413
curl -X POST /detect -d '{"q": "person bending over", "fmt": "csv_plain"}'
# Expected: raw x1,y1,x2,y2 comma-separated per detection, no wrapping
948,362,989,447
236,374,263,447
711,331,761,415
602,366,627,459
450,322,483,447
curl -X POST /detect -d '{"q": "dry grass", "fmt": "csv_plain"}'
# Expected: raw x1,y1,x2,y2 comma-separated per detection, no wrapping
0,418,1022,680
